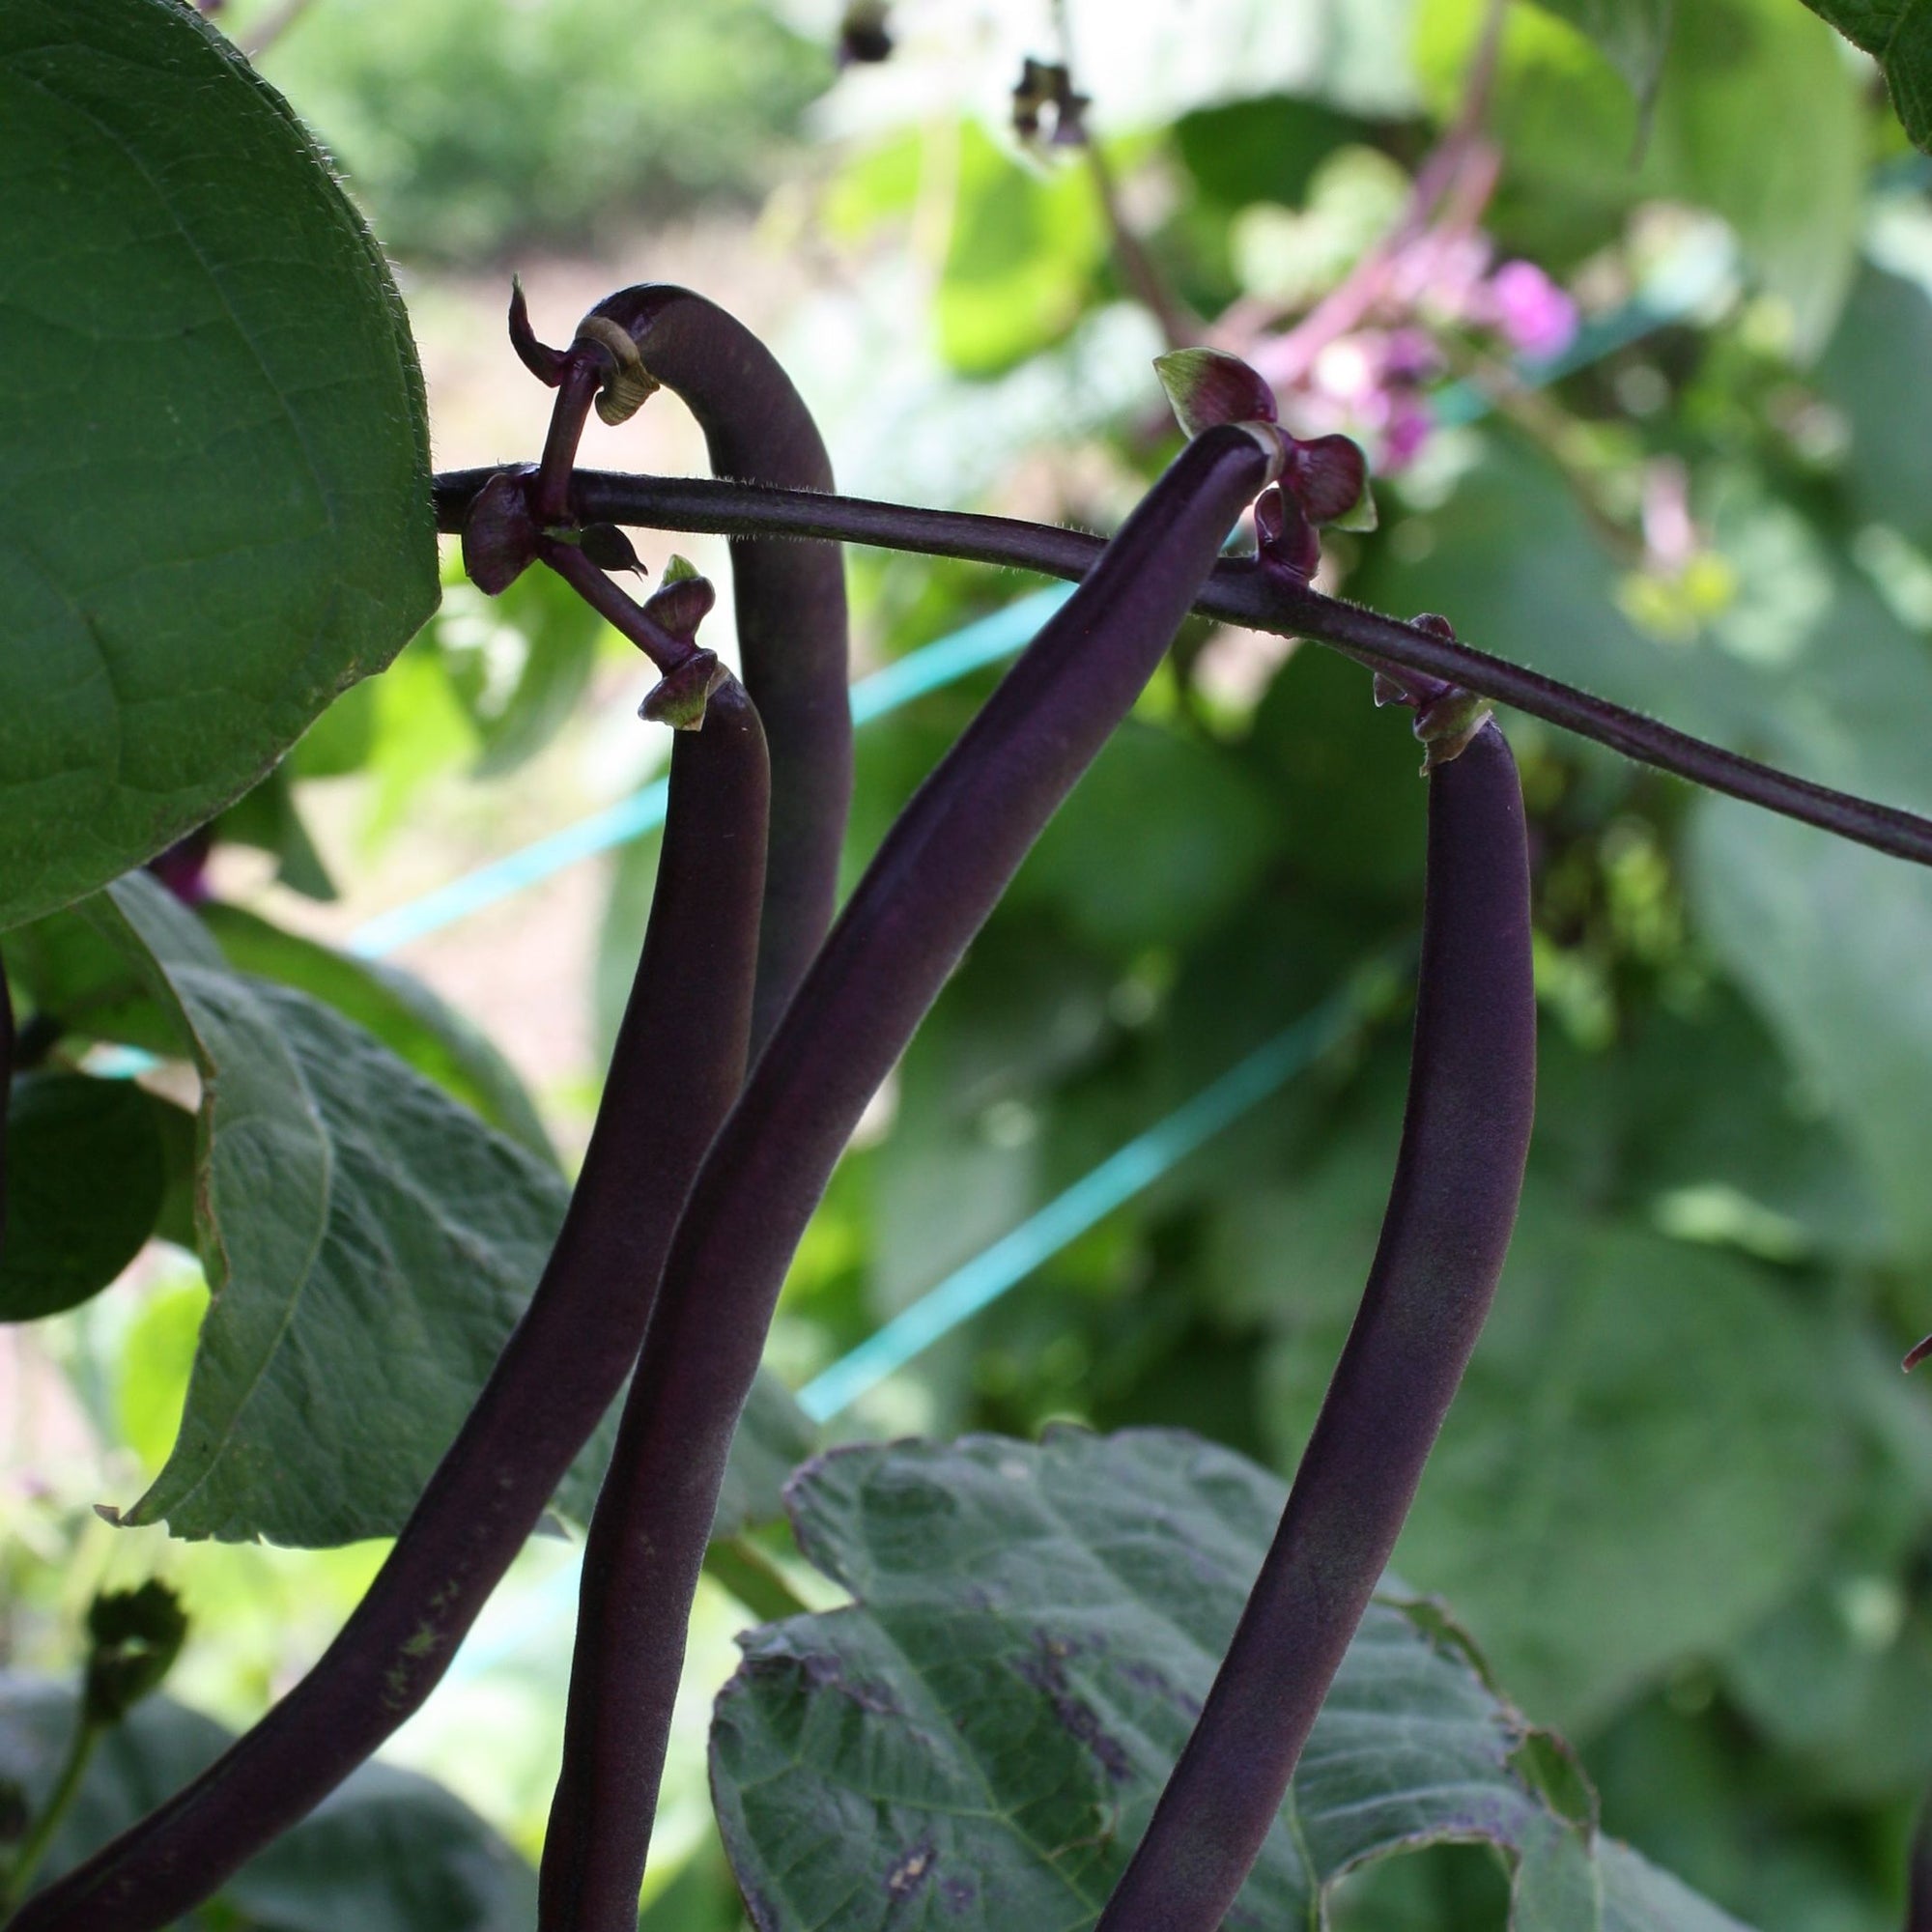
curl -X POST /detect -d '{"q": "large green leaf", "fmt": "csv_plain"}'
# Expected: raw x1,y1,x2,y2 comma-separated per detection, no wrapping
0,0,437,932
0,1675,534,1931
1815,266,1932,554
1689,796,1932,1260
1418,0,1861,352
432,569,605,780
711,1428,1754,1931
938,120,1108,376
0,1072,165,1321
1246,1177,1850,1731
1009,720,1281,954
87,874,564,1545
1382,1206,1850,1730
1795,0,1932,149
59,871,795,1546
1524,0,1675,107
198,901,554,1163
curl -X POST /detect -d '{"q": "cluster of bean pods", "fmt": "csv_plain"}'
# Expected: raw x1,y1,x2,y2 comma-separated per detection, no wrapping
8,293,1533,1932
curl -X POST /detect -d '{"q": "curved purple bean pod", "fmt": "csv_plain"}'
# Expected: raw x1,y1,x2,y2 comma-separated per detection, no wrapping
1094,718,1536,1932
534,422,1281,1932
572,284,852,1053
5,682,770,1932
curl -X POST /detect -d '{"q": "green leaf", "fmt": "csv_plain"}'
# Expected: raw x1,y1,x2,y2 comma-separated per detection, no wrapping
1,901,177,1057
710,1428,1755,1930
0,1680,535,1931
1815,266,1932,553
938,120,1108,376
1689,797,1932,1260
212,764,337,902
1009,721,1280,953
198,902,554,1163
432,570,604,780
1418,0,1861,353
1523,0,1675,108
0,0,437,931
1795,0,1932,150
0,1073,165,1321
1171,95,1371,209
1319,1197,1851,1729
88,873,568,1545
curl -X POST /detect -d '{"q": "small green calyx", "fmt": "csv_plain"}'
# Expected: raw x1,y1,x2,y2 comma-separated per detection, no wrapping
1154,348,1277,440
1415,691,1492,773
641,651,728,731
573,315,660,426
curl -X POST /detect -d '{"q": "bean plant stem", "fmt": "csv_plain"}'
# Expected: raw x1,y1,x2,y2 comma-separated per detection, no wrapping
1094,721,1536,1931
0,1715,99,1915
430,465,1932,869
6,683,771,1932
534,424,1278,1932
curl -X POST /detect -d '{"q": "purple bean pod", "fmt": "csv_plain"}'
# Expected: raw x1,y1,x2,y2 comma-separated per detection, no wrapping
534,422,1281,1932
573,285,852,1053
1094,718,1536,1932
4,683,770,1932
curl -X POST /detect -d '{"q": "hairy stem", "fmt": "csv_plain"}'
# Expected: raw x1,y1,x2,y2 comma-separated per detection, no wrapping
1096,720,1536,1931
534,424,1277,1932
4,687,770,1932
431,465,1932,870
572,286,852,1052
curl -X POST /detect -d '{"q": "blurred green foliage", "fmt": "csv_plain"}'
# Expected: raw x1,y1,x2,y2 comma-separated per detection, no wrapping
14,0,1932,1926
242,0,830,262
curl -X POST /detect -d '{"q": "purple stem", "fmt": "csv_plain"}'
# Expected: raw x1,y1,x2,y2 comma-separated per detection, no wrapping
534,355,607,527
430,465,1932,871
538,537,697,675
573,288,852,1052
3,686,770,1932
1094,720,1535,1932
533,424,1278,1932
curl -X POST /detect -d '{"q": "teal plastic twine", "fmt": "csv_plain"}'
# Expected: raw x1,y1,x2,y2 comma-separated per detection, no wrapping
440,974,1370,1689
796,977,1366,1422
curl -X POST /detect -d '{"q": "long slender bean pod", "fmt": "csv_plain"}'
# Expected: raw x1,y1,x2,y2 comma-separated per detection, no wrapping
432,464,1932,872
5,683,770,1932
534,422,1280,1932
568,286,852,1051
1094,718,1535,1932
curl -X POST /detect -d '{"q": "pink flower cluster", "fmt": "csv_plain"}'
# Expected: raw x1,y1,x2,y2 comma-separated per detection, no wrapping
1277,253,1578,474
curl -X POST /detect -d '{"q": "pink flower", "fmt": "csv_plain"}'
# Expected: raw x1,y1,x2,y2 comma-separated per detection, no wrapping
1487,261,1578,361
1379,392,1434,471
